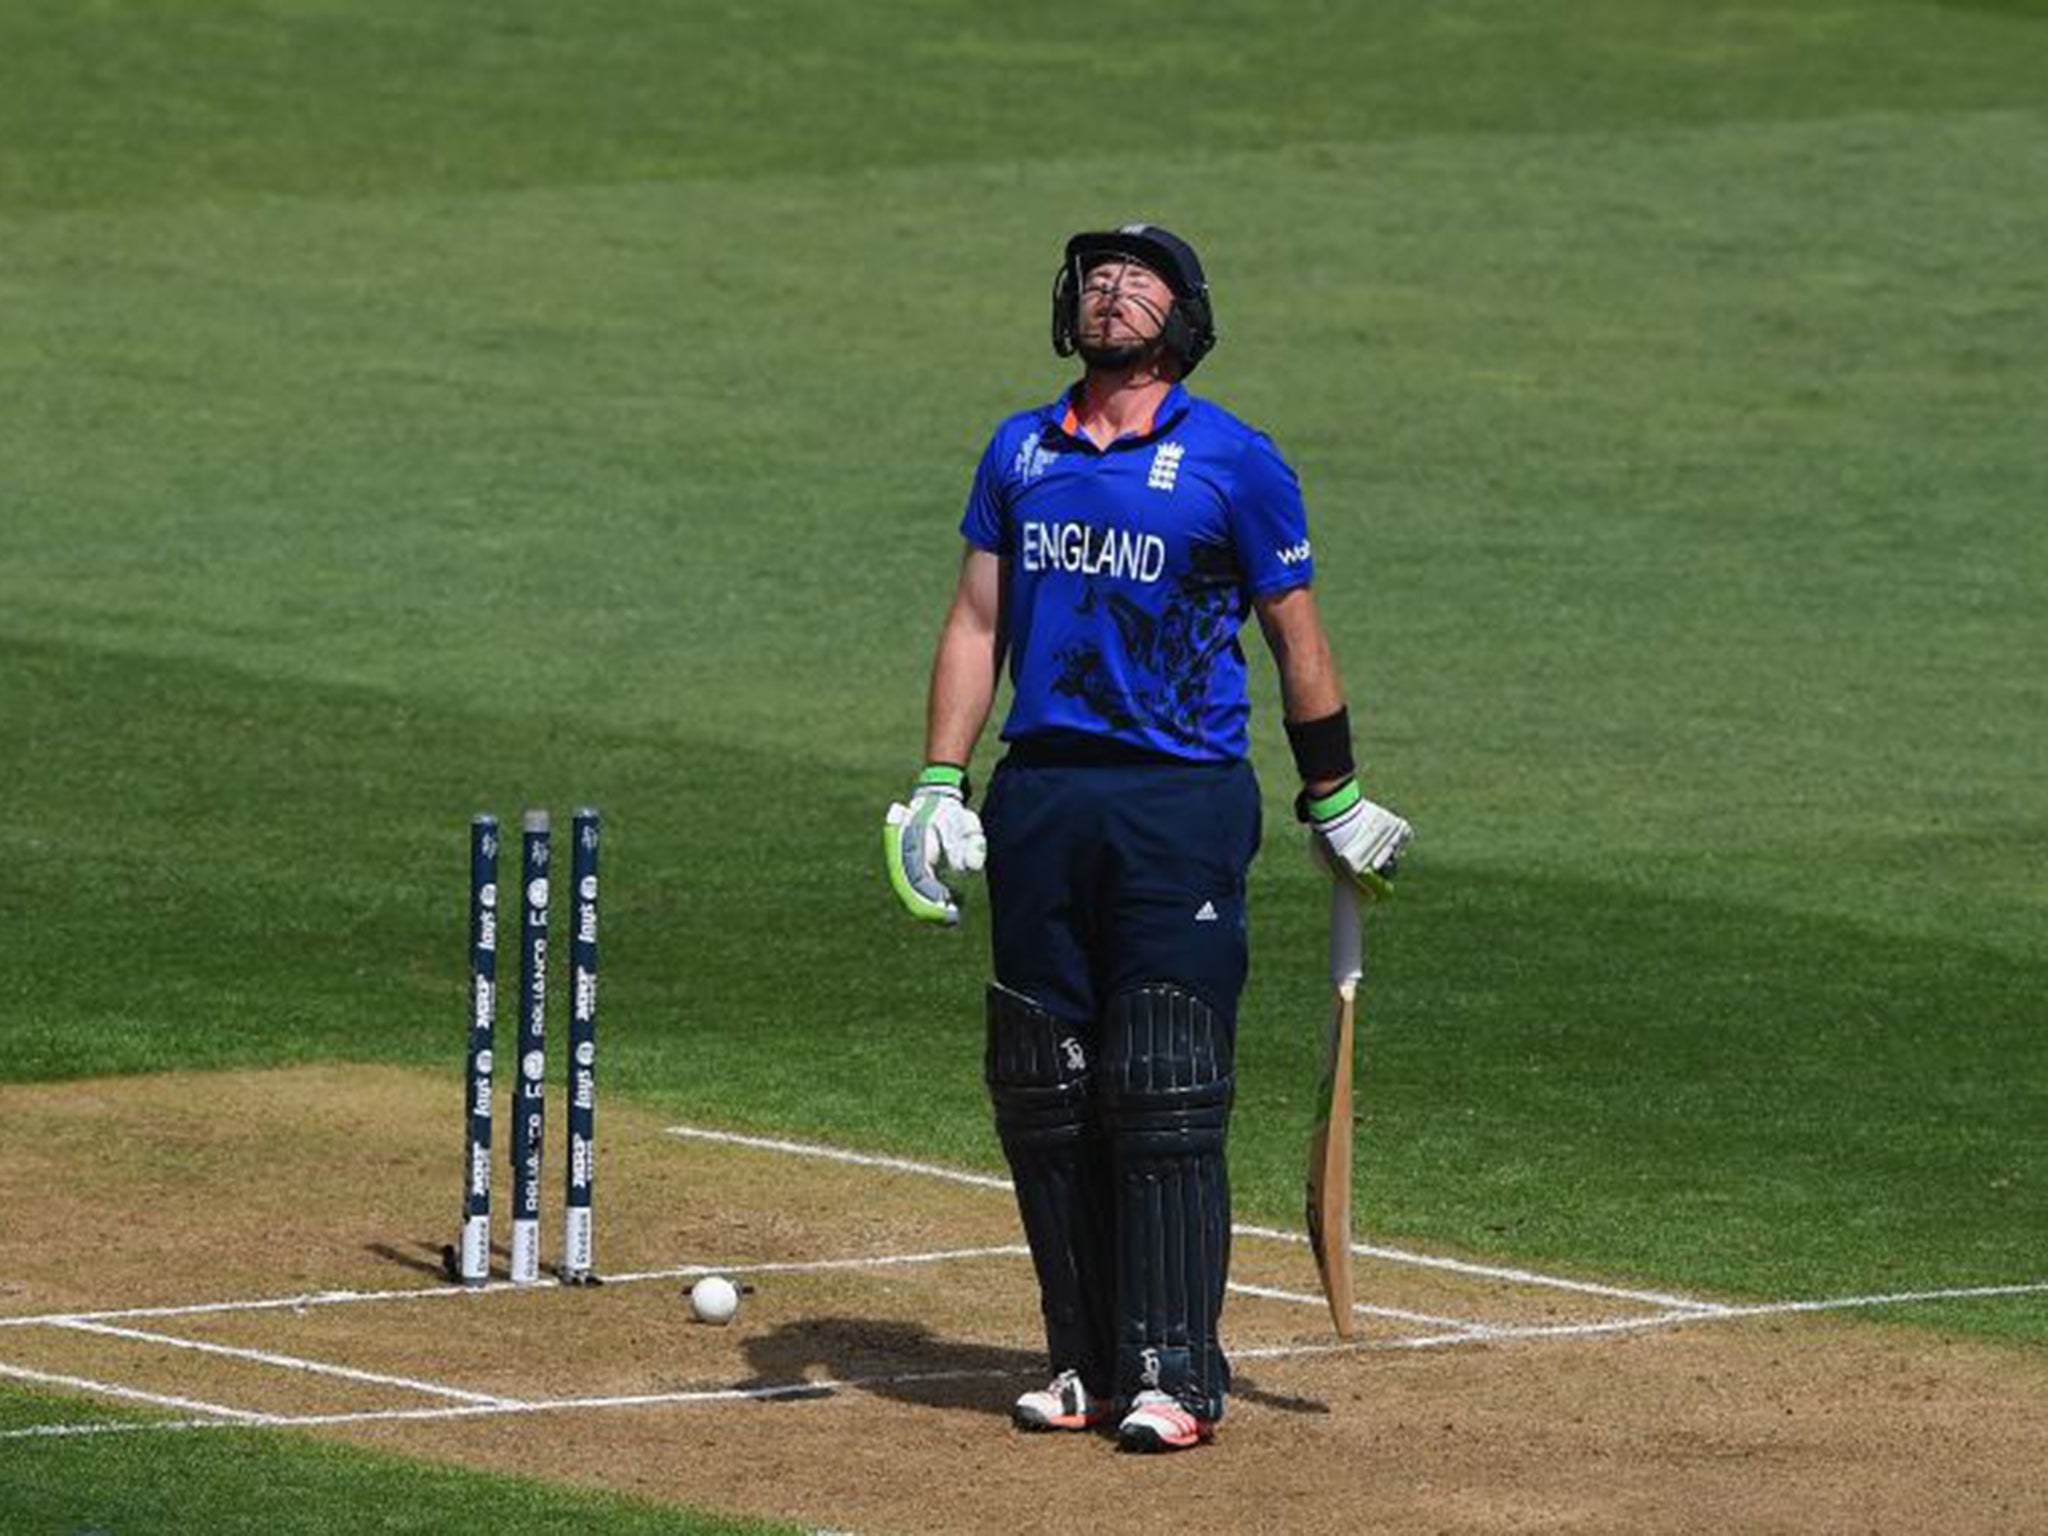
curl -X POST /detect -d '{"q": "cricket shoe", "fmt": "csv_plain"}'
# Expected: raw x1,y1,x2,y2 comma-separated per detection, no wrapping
1116,1390,1215,1453
1012,1369,1108,1432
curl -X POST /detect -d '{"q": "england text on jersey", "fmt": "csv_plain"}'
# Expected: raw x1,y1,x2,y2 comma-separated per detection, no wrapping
1019,521,1169,583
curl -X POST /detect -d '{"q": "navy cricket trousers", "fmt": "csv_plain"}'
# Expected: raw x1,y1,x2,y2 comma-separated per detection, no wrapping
981,738,1263,1024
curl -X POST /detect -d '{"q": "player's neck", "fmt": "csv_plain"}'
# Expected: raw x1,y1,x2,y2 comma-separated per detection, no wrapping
1071,367,1175,449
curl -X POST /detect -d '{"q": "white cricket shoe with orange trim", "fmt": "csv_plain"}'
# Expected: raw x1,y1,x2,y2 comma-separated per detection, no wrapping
1116,1389,1216,1452
1012,1369,1108,1432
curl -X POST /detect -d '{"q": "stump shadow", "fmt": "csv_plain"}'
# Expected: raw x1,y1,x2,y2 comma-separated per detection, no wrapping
366,1238,467,1279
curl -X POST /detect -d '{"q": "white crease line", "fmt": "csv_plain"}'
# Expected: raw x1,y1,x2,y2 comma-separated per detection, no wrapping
0,1347,1431,1439
0,1246,1030,1332
55,1319,514,1405
241,1365,1023,1431
1236,1332,1471,1361
0,1366,1022,1440
1230,1222,1725,1313
602,1246,1031,1285
0,1359,266,1422
660,1130,2043,1331
9,1280,2045,1442
0,1339,1534,1441
1687,1281,2048,1322
1503,1280,2048,1339
666,1125,1017,1191
1352,1245,1726,1314
667,1123,1724,1314
0,1281,483,1330
1224,1279,1480,1331
1268,1281,2048,1355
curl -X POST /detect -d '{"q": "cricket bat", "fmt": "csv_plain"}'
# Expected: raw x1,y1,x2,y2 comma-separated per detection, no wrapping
1305,875,1363,1338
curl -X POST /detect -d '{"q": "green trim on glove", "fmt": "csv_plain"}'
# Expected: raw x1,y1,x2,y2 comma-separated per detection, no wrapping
916,763,969,795
1304,778,1363,822
883,815,957,924
1351,864,1396,901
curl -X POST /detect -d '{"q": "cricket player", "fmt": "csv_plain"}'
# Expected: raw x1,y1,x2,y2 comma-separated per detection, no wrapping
884,224,1411,1452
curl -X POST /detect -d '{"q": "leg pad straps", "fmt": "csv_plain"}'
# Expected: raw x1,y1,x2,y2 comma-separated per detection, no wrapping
986,984,1113,1387
1100,984,1236,1421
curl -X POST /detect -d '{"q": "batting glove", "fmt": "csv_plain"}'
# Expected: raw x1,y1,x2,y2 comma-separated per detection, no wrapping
884,766,986,926
1304,779,1412,899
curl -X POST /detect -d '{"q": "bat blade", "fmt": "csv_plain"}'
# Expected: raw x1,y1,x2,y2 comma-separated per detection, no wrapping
1306,877,1363,1339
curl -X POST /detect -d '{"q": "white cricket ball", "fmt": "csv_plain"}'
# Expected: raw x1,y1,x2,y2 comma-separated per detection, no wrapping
689,1275,740,1325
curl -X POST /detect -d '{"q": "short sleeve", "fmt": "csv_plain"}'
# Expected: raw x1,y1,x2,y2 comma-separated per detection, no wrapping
959,429,1012,554
1229,432,1314,594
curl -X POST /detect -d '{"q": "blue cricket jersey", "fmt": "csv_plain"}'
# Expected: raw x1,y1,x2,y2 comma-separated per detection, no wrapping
960,383,1315,761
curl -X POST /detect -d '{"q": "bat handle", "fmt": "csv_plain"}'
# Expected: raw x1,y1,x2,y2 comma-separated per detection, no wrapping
1330,876,1364,991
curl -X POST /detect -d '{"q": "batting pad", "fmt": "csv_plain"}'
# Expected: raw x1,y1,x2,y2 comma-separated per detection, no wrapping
1100,983,1235,1420
984,983,1114,1390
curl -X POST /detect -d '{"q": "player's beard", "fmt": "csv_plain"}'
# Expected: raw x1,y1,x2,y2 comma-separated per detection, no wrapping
1077,331,1167,373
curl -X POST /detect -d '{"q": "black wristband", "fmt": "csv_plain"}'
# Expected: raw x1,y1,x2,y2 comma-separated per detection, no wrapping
1284,706,1355,786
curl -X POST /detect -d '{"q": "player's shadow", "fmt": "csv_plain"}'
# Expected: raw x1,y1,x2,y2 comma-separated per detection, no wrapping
738,1317,1035,1415
1232,1376,1331,1416
737,1317,1326,1417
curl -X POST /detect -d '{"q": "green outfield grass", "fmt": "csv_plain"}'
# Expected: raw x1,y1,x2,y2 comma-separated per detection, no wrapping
4,0,2045,1524
0,1388,792,1536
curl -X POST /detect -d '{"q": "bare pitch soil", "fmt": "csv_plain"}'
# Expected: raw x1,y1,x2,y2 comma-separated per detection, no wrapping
3,1067,2045,1535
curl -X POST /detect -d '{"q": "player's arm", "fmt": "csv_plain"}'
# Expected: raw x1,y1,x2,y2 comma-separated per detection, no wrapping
1254,586,1412,897
884,545,1004,925
925,545,1006,768
1254,586,1347,796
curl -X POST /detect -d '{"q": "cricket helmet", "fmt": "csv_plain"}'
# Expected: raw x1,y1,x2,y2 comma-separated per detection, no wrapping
1051,223,1217,376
